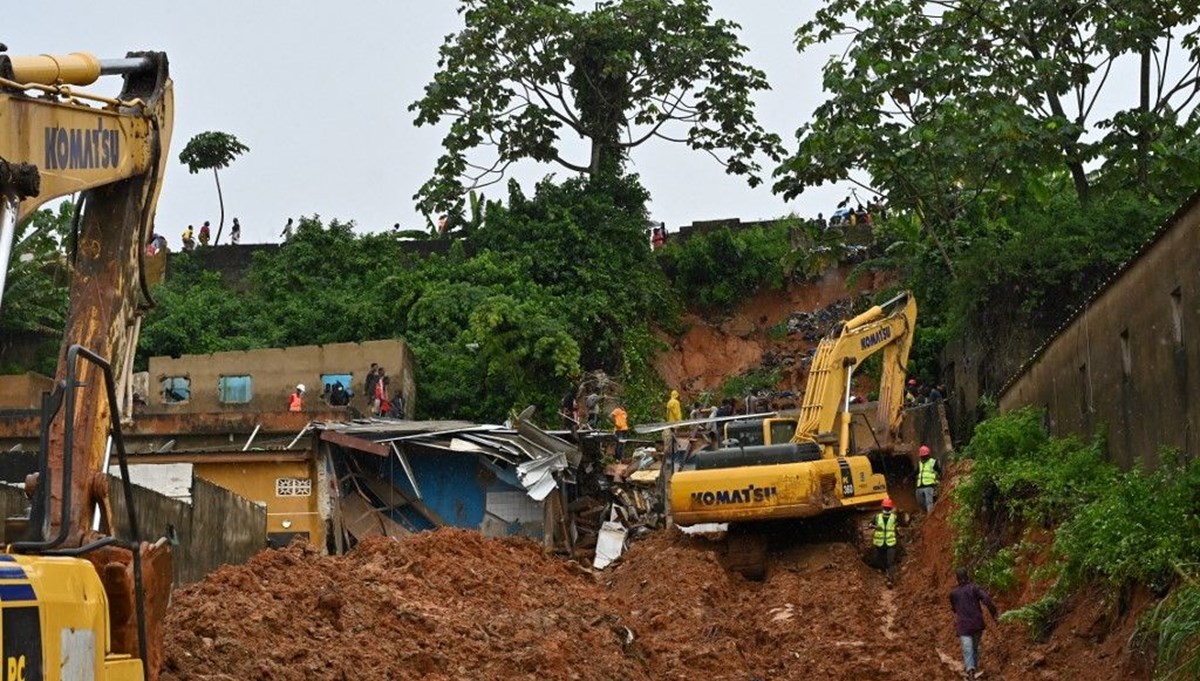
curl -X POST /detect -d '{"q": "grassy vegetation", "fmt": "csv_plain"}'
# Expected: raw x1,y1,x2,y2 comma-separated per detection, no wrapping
951,407,1200,673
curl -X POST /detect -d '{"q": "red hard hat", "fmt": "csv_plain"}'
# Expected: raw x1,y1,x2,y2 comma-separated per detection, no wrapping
882,497,895,510
919,445,931,457
907,379,917,386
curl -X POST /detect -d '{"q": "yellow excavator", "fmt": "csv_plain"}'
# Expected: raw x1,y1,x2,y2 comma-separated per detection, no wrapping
668,292,918,576
0,50,174,680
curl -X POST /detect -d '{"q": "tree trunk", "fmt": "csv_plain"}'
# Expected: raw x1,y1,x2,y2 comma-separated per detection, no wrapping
211,168,226,245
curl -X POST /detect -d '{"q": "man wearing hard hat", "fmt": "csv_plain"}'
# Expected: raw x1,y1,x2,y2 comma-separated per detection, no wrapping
872,496,899,586
916,444,940,513
288,384,306,412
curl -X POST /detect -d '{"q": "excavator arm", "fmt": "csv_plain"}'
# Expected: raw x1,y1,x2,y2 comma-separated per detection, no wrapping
0,51,174,681
792,292,917,456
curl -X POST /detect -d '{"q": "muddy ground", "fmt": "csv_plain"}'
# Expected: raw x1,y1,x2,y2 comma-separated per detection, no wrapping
161,477,1152,681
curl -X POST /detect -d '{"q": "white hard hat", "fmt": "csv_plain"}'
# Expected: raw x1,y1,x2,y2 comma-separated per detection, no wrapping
296,384,306,393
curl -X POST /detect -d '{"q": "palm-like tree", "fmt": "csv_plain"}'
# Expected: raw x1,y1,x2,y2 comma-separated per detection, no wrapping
179,131,249,245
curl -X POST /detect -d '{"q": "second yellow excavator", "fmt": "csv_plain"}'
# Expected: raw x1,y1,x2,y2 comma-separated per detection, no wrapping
668,292,918,574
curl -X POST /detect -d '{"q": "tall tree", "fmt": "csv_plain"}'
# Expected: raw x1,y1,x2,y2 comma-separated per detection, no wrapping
410,0,783,215
178,131,249,245
774,0,1200,276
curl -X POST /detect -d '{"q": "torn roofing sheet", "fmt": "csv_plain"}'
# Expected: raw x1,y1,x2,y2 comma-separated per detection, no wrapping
314,417,579,499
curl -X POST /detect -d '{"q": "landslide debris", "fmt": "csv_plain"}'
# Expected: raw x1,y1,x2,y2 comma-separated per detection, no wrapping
164,485,1156,681
161,530,646,681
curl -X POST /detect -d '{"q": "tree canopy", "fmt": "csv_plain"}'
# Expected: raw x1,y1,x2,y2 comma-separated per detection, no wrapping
410,0,783,215
137,175,674,423
774,0,1200,278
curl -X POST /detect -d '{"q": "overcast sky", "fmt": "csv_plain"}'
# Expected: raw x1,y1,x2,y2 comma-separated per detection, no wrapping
10,1,860,244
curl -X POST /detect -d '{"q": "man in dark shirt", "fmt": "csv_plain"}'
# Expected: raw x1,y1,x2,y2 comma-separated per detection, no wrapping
949,567,999,679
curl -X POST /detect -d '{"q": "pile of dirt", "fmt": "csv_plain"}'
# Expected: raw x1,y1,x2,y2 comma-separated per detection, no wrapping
161,530,647,681
162,469,1159,681
606,525,955,681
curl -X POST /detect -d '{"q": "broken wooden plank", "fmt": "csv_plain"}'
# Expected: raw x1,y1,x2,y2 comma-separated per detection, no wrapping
357,473,449,528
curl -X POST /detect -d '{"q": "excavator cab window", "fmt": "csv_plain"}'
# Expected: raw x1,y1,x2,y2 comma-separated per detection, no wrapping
769,420,798,445
724,421,765,446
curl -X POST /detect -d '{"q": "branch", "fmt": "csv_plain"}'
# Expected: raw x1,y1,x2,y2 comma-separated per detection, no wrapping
621,89,690,148
1082,55,1115,121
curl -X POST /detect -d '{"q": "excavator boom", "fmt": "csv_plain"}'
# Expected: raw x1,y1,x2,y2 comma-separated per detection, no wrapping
0,50,174,681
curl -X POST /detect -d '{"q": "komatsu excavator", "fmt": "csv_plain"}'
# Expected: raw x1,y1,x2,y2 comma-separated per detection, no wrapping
668,292,918,577
0,50,174,680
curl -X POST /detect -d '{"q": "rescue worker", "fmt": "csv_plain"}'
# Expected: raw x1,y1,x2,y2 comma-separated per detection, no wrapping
904,378,918,405
288,384,305,412
610,403,629,459
666,389,682,423
872,497,899,586
950,567,999,680
916,444,940,513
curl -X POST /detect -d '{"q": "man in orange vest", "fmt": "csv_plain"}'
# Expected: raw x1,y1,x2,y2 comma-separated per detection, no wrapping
288,384,305,412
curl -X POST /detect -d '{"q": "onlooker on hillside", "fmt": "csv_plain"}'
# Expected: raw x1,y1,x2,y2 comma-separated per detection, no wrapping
181,225,195,251
199,220,211,246
281,217,294,241
949,567,999,680
230,218,241,245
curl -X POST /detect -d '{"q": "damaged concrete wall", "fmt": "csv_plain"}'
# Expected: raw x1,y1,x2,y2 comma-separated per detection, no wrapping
145,338,416,417
108,476,267,584
1000,192,1200,469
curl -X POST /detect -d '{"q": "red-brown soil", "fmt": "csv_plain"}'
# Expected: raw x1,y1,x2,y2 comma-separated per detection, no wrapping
654,266,890,396
162,475,1157,681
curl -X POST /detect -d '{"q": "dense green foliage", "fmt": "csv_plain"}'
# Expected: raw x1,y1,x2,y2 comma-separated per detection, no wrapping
0,203,73,375
656,222,790,310
138,175,673,424
952,408,1200,670
779,0,1200,378
410,0,781,215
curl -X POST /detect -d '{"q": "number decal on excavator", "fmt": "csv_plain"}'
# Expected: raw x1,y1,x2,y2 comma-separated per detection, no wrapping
1,607,42,681
836,458,855,497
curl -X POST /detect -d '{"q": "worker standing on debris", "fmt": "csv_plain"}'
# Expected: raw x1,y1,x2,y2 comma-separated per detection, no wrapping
872,497,899,586
916,444,940,513
611,403,629,458
950,567,999,680
586,391,601,429
288,384,305,412
665,390,682,423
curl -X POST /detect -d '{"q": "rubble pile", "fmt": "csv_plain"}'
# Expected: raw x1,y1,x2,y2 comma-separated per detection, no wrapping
786,297,855,341
161,530,648,681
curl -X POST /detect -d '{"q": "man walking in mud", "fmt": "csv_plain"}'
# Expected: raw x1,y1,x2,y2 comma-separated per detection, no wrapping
950,567,999,679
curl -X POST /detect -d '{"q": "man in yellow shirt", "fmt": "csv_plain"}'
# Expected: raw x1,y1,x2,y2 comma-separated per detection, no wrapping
611,404,629,458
